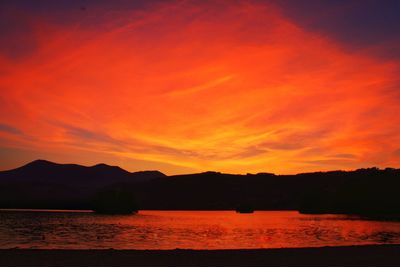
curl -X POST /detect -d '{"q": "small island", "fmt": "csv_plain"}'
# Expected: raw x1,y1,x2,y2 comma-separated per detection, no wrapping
236,204,254,213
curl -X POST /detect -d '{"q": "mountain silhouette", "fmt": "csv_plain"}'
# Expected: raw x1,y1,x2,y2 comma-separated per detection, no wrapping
0,160,164,210
1,159,164,185
0,160,399,215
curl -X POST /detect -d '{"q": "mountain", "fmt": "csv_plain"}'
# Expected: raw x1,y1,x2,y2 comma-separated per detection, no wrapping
0,159,164,185
0,160,399,215
0,160,165,210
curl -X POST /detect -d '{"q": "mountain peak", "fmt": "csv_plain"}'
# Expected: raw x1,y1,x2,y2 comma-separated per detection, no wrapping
92,163,113,168
91,163,131,175
23,159,58,168
31,159,54,164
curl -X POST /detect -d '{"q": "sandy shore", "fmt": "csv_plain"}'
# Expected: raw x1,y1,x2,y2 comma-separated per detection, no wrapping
0,245,399,267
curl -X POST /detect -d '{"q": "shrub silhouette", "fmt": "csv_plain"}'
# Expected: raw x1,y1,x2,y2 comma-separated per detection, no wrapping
235,203,254,213
92,187,138,214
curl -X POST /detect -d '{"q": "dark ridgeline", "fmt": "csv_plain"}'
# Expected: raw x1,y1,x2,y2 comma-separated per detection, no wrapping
0,160,164,212
0,160,399,216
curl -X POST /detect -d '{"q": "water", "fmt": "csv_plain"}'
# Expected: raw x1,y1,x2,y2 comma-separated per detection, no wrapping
0,210,399,249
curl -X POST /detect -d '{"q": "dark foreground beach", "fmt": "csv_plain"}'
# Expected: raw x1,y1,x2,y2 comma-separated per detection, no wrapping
0,245,399,267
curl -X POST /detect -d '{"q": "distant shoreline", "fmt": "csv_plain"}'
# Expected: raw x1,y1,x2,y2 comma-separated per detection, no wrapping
0,209,300,214
1,209,399,221
2,161,399,215
1,245,399,267
0,208,94,213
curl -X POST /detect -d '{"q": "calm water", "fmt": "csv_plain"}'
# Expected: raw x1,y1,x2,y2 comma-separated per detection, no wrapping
0,210,399,249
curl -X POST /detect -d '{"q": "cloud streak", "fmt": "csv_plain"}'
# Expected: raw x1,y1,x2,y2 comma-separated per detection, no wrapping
0,123,23,135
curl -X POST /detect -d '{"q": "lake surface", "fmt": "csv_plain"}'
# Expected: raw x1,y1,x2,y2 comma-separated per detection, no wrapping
0,210,399,249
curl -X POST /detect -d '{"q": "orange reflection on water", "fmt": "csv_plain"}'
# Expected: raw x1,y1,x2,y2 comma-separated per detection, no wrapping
0,211,399,249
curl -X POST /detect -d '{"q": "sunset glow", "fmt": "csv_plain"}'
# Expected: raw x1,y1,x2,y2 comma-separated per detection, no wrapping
1,1,399,174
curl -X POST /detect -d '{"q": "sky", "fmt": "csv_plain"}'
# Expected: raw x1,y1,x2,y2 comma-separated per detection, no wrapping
0,0,399,175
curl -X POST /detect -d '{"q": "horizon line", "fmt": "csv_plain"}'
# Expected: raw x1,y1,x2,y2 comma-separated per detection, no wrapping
1,159,397,177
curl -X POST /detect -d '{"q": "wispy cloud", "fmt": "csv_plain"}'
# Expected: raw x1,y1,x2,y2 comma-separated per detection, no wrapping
0,123,23,135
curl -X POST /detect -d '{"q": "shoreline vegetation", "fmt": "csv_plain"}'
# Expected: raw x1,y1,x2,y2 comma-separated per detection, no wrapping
1,209,399,222
92,188,138,214
0,245,399,267
0,160,399,216
1,208,400,219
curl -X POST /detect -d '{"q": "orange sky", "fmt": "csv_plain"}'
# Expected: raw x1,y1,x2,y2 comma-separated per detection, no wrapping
0,1,399,174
